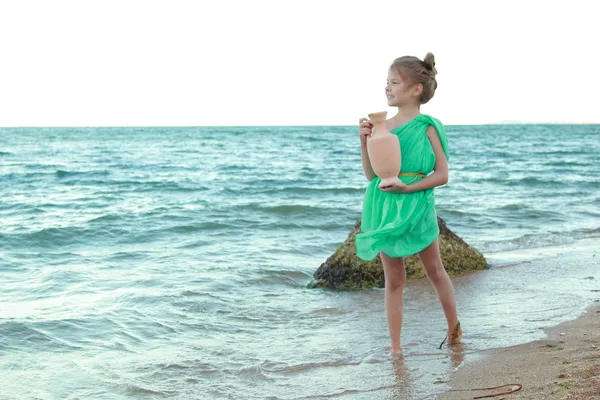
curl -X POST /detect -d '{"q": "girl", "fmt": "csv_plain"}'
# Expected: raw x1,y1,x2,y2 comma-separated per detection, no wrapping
355,53,461,356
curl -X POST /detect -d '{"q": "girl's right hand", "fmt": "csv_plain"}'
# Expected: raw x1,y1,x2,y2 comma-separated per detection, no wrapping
358,118,373,146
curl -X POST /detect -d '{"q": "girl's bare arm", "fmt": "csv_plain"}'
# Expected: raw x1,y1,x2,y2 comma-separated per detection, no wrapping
403,125,448,193
359,118,377,181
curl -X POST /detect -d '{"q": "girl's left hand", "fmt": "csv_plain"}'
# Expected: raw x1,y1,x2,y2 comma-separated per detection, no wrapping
378,177,409,193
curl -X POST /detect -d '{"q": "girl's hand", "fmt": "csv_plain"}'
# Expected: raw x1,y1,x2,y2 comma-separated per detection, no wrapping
379,177,409,193
358,118,373,146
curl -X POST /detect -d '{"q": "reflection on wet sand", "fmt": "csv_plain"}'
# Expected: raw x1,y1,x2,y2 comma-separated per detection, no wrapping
386,344,466,399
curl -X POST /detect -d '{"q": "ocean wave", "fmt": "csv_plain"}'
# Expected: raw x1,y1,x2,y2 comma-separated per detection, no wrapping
490,204,565,220
495,203,527,211
142,222,236,238
99,180,207,192
81,214,238,241
55,169,110,178
245,270,312,288
480,232,578,253
0,321,84,351
0,227,83,248
436,208,467,216
2,170,112,183
531,149,592,156
103,251,156,261
0,202,35,212
241,203,343,217
263,186,365,195
175,240,214,249
121,384,177,396
151,361,220,375
498,176,556,186
273,221,353,230
160,224,230,234
88,214,123,223
472,175,596,186
34,269,87,296
0,225,130,249
236,363,275,380
257,358,362,375
3,172,50,181
294,385,399,399
541,160,591,167
568,226,600,238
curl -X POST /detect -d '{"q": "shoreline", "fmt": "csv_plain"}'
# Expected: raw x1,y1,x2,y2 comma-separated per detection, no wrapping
438,302,600,399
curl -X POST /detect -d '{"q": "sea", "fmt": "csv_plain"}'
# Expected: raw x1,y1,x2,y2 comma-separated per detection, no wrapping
1,124,599,399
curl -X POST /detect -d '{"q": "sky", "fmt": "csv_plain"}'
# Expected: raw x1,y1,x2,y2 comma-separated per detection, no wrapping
0,0,599,127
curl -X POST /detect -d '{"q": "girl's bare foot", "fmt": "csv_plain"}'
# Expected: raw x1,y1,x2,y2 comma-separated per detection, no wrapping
438,320,462,349
448,321,462,345
389,346,403,357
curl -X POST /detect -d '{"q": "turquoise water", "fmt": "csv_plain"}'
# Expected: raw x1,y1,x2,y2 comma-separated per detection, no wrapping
1,125,599,399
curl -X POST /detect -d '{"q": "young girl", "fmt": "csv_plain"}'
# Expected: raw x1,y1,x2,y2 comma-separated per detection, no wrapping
355,52,461,356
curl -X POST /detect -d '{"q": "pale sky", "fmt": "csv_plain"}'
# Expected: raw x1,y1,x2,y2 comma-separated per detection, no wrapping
1,0,599,126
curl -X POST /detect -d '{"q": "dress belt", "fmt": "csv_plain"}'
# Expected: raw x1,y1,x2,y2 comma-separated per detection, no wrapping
397,172,425,185
399,172,425,178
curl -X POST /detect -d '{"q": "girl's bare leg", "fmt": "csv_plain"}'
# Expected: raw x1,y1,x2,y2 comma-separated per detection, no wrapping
418,239,461,343
380,251,406,355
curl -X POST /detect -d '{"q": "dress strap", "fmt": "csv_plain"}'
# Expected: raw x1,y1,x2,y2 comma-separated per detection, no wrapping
419,114,450,161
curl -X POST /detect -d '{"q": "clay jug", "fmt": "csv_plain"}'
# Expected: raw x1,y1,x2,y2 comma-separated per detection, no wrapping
366,111,401,186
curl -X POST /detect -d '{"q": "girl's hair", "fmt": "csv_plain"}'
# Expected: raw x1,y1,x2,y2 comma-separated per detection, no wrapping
390,52,438,104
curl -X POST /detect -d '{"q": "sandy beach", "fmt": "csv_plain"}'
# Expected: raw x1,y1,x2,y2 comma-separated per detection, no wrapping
439,302,600,399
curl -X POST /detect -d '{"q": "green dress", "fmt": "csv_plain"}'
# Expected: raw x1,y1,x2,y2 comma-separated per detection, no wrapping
355,114,449,261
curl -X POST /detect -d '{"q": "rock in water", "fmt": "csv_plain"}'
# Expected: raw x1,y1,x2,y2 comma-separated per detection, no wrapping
308,217,488,290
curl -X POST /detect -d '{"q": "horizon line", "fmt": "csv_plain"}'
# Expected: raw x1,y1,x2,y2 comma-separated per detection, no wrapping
1,121,600,129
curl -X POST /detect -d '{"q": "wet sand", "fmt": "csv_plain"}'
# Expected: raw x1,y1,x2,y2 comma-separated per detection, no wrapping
439,303,600,399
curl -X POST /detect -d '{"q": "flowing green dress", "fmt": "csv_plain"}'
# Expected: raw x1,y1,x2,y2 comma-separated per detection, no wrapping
355,114,449,261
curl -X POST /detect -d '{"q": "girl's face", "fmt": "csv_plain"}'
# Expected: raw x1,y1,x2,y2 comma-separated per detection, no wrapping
385,68,421,107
